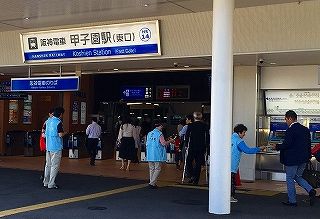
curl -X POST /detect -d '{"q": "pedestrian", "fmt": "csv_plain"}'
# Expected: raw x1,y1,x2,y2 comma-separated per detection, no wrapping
86,117,102,166
231,124,265,203
271,110,316,206
39,108,54,180
43,107,65,189
146,120,175,189
117,116,136,171
184,112,209,185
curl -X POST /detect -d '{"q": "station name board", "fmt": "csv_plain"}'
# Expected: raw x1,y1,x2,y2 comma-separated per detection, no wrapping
21,20,161,63
11,76,79,91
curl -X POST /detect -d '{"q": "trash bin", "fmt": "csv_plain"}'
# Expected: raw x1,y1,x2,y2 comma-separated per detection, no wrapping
140,136,147,162
5,130,27,156
24,130,42,156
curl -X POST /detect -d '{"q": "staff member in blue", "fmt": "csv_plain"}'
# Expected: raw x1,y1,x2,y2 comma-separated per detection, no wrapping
231,124,265,203
43,107,65,189
146,120,175,189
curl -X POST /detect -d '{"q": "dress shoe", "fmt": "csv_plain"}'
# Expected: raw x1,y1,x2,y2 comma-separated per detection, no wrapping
281,201,297,207
309,189,316,206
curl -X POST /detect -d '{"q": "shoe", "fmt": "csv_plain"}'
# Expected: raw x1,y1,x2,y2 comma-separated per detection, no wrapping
309,189,316,206
48,185,59,189
43,185,48,188
230,197,238,203
148,184,158,189
281,201,297,207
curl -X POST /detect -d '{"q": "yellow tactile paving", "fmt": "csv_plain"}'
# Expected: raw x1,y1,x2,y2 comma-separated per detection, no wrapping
0,183,148,218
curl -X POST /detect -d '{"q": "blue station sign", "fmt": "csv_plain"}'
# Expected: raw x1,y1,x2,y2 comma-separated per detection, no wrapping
11,76,79,91
121,86,152,100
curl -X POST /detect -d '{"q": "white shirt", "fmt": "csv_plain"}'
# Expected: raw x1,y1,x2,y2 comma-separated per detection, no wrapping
117,123,136,141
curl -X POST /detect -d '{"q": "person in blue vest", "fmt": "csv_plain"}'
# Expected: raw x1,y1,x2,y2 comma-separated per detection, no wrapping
231,124,265,203
43,107,65,189
146,120,175,189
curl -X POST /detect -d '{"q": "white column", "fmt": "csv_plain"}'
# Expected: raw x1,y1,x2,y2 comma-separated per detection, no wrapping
209,0,234,215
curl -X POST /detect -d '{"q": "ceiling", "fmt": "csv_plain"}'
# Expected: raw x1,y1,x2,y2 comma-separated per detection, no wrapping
0,0,317,76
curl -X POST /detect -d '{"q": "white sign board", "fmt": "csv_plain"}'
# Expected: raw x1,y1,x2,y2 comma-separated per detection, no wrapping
21,20,161,63
265,90,320,115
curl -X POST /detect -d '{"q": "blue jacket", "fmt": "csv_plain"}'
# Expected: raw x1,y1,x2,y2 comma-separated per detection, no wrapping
276,122,311,166
231,133,260,173
45,116,63,152
146,128,166,162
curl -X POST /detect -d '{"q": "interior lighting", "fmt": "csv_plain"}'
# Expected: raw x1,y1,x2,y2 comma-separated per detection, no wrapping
113,68,119,71
137,116,142,119
153,103,159,106
270,62,277,65
24,17,30,20
146,102,152,105
127,102,143,105
163,116,167,119
144,4,149,7
184,65,190,68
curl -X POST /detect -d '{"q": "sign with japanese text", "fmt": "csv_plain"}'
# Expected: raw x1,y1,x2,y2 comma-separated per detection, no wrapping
20,20,161,63
265,90,320,116
11,76,79,91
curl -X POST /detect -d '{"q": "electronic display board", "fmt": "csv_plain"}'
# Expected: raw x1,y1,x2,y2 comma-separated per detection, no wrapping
121,86,152,100
156,86,190,100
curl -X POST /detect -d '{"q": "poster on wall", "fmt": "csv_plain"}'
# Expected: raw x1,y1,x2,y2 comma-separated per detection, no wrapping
81,102,86,124
9,100,18,124
72,101,79,124
23,95,32,124
265,90,320,116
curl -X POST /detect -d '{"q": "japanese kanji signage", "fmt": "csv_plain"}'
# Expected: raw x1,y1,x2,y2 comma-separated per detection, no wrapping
11,76,79,91
20,20,161,63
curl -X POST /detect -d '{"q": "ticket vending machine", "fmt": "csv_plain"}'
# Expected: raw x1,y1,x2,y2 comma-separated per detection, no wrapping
256,116,288,181
309,118,320,146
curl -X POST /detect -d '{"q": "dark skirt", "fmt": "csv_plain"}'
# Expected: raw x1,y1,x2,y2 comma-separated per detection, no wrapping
119,137,136,160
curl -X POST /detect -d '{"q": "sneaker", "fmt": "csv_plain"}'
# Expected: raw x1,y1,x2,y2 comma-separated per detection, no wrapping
309,189,316,206
230,197,238,203
148,184,158,189
48,185,59,189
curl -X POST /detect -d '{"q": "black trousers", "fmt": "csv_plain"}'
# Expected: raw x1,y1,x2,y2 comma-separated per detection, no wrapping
87,138,99,163
231,172,236,197
186,149,205,184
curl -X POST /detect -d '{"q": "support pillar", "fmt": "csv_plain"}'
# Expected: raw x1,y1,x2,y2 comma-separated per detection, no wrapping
209,0,234,215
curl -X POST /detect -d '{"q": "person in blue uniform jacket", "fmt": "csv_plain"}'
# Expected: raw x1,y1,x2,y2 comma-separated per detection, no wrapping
231,124,265,203
271,110,316,207
146,120,175,189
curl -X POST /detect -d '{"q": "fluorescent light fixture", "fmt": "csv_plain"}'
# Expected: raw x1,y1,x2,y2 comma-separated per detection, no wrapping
127,102,143,105
153,103,159,106
146,102,152,105
163,116,167,119
113,68,119,71
144,4,149,7
184,65,190,68
270,62,277,65
157,114,161,117
137,116,142,119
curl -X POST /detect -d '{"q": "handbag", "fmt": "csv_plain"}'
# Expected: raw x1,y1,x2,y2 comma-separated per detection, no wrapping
302,162,320,189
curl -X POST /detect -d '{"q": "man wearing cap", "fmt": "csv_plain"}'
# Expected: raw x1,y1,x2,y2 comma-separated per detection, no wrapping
146,120,175,189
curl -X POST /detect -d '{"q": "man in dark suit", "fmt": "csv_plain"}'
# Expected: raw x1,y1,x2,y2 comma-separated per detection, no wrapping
185,112,209,185
272,110,316,206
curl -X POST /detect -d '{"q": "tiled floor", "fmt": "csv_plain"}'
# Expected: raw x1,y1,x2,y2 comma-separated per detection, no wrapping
0,155,315,196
